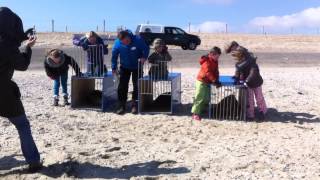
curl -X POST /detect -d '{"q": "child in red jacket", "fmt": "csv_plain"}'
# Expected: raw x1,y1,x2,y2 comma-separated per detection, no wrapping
191,47,222,121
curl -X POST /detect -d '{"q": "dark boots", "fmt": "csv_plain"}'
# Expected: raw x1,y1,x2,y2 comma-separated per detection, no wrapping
115,102,126,115
131,101,138,114
63,95,70,106
53,95,70,106
53,96,59,106
28,161,43,173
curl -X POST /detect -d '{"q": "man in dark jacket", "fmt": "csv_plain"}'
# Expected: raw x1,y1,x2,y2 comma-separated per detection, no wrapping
44,49,82,106
0,7,42,172
111,30,150,114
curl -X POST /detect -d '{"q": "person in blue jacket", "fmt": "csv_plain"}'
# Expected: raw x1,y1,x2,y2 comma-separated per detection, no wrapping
111,30,150,114
73,31,108,76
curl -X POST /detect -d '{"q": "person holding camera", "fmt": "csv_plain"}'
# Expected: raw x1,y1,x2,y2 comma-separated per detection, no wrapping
0,7,42,172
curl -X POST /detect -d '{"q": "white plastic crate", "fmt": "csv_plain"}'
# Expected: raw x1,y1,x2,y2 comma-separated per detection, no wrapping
210,76,247,121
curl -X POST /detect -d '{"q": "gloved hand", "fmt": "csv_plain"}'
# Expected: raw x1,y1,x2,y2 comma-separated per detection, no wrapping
213,81,222,88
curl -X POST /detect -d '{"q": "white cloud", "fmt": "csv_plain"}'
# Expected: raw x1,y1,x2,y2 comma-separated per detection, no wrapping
187,21,226,33
191,0,233,5
250,7,320,30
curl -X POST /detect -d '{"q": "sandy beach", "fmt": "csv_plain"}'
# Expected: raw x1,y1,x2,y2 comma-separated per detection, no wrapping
1,65,320,179
1,33,320,179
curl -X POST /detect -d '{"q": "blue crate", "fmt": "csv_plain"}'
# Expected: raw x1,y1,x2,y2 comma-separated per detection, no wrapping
219,76,236,86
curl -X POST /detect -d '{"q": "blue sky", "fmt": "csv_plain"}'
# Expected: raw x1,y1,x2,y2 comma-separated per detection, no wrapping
1,0,320,34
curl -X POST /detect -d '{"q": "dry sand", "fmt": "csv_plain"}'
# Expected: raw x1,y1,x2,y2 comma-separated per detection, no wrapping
34,32,320,53
1,65,320,179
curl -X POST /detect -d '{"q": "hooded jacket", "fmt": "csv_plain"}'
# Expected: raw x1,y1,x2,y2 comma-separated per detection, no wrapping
235,56,263,88
197,55,219,84
44,52,81,79
0,7,31,81
111,30,150,70
0,7,31,118
0,7,28,47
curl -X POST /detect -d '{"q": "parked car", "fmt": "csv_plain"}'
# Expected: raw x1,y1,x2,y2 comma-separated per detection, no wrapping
136,24,201,50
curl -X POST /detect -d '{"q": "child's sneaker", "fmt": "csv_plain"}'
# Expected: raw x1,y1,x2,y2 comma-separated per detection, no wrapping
63,95,70,106
192,114,202,121
53,97,59,106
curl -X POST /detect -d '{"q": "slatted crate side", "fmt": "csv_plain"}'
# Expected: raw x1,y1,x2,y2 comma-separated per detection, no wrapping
210,85,247,121
70,45,107,78
138,61,181,114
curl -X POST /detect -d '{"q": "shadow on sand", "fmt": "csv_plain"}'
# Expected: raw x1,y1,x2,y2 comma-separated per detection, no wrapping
173,104,320,124
0,157,190,179
266,108,320,124
0,155,26,171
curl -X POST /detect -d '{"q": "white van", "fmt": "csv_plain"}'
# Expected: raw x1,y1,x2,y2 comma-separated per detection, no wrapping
135,24,164,34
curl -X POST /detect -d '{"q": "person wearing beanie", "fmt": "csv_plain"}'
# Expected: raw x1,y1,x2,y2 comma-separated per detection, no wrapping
191,46,222,121
147,38,172,80
44,49,82,106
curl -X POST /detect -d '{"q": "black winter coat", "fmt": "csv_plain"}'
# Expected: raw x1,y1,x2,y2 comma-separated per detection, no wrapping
235,54,263,88
44,54,81,79
0,7,31,118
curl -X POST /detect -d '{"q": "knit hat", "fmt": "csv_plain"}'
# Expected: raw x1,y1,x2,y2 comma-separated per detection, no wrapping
153,38,165,48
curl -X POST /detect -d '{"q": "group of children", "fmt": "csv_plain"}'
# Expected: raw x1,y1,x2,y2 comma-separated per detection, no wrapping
44,33,266,121
191,41,267,121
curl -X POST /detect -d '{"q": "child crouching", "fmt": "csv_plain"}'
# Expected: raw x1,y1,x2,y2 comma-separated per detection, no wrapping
191,47,222,121
44,49,82,106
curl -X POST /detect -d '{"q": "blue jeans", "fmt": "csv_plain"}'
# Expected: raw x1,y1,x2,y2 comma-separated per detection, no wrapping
54,73,68,97
8,115,40,164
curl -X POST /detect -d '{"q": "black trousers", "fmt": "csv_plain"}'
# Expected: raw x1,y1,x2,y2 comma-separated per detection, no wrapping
118,67,142,104
0,80,25,118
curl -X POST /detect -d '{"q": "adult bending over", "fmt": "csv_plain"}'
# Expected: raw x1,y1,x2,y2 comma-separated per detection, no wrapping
111,30,150,114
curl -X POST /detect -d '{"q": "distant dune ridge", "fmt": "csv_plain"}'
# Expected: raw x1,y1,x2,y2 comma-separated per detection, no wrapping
34,32,320,53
